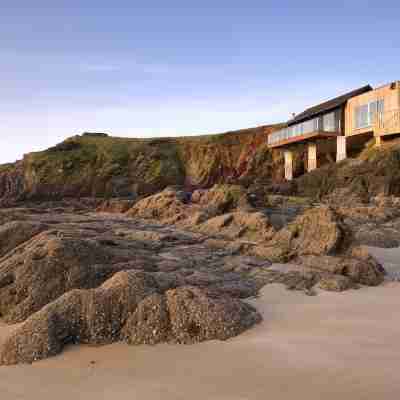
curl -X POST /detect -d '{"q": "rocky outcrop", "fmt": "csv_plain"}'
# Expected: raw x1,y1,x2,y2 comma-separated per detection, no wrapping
0,271,159,364
96,199,136,213
0,221,46,257
296,140,400,201
0,206,268,364
0,271,261,365
191,184,252,213
0,232,121,323
126,188,189,224
125,185,275,243
0,197,390,364
252,206,343,262
298,252,384,287
193,211,275,241
317,275,355,291
123,286,260,345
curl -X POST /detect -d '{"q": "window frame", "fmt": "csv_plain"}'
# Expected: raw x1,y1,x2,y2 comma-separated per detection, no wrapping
354,99,384,130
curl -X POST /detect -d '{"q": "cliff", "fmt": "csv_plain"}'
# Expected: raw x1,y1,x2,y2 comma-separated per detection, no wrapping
2,127,400,204
0,126,284,202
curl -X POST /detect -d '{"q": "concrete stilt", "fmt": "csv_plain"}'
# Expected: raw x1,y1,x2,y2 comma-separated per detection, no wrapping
336,136,347,162
375,136,382,147
307,143,317,172
284,150,293,181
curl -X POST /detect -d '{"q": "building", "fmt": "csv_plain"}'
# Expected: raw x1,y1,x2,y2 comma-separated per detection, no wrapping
268,81,400,180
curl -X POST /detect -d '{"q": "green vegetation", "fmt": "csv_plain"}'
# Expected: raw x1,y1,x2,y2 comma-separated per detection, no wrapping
0,124,279,200
0,163,15,173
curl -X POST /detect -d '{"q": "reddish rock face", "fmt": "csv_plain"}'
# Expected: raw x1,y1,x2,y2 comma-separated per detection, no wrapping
0,162,25,205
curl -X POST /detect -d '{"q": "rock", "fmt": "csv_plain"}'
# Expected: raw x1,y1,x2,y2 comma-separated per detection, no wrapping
264,181,297,196
253,206,343,262
123,286,261,346
0,231,121,323
195,211,275,241
318,275,354,291
192,184,252,213
0,194,390,365
122,293,170,345
0,271,158,365
0,277,261,365
125,188,188,224
298,251,385,286
96,199,136,213
322,187,368,206
0,162,25,205
279,270,320,291
345,248,385,285
0,221,45,257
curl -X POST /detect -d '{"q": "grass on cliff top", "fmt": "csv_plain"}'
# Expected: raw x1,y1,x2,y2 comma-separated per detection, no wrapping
24,134,186,185
0,163,15,173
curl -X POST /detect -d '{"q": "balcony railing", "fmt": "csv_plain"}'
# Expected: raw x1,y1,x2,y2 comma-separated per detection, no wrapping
268,111,339,146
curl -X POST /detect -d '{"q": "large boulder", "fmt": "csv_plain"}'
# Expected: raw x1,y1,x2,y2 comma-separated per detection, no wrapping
0,231,120,323
192,184,252,213
252,206,343,262
0,221,45,257
125,188,188,224
0,271,158,365
195,211,275,241
0,279,261,365
298,249,385,287
318,275,355,292
123,286,261,345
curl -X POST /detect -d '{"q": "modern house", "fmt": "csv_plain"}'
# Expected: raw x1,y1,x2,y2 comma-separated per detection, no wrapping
268,81,400,180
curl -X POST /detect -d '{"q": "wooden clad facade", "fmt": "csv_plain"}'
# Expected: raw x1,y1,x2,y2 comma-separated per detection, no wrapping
345,81,400,137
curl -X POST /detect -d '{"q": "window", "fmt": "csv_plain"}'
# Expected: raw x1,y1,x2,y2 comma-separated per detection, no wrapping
354,99,384,129
323,112,336,132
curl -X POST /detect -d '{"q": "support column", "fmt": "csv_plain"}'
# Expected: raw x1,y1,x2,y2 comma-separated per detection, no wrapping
284,150,293,181
307,143,317,172
375,135,382,147
336,136,347,162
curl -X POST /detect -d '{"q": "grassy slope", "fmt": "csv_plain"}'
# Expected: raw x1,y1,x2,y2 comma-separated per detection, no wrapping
1,125,282,200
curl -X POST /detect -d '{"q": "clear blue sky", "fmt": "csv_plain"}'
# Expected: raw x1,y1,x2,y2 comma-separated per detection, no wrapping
1,0,399,163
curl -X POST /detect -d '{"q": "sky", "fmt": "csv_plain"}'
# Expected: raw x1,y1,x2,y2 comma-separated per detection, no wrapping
1,0,399,163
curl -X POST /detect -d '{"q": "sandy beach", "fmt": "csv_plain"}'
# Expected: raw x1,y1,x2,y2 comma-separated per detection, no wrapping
1,247,399,400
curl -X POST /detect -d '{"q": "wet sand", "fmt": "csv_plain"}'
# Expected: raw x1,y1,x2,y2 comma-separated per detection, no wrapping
1,247,400,400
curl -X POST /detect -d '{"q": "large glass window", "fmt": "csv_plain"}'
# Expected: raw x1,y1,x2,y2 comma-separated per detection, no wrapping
354,99,384,129
322,112,336,132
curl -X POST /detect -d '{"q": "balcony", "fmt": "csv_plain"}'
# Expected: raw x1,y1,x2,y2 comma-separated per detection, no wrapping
268,111,341,148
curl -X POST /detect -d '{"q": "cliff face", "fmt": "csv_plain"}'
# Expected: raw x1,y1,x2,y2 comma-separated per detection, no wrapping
0,163,26,205
0,126,284,202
